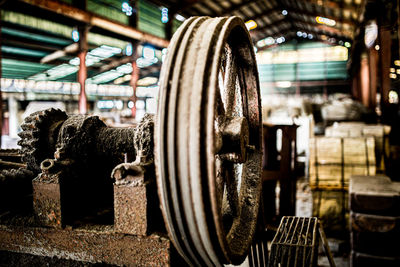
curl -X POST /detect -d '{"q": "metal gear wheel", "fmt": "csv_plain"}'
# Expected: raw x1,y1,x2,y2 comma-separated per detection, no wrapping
17,108,68,173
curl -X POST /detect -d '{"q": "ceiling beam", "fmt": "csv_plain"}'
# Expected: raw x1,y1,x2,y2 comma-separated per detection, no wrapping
41,43,78,64
243,8,279,23
98,56,132,73
18,0,169,48
291,19,353,38
284,6,355,25
293,24,352,41
1,54,65,65
2,38,62,53
251,17,288,34
220,0,268,16
296,0,358,13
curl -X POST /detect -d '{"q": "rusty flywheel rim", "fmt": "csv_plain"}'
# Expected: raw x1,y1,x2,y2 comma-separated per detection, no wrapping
155,16,262,266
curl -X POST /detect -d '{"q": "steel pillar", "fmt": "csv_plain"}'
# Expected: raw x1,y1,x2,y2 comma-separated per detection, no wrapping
78,25,88,114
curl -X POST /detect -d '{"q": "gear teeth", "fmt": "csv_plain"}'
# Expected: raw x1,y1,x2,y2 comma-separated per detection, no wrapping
18,108,68,172
18,130,35,139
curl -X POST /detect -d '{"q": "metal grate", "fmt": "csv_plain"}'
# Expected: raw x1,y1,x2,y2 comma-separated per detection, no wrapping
269,216,319,267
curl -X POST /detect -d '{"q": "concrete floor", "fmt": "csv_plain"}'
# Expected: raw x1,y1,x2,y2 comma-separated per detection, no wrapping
296,178,350,267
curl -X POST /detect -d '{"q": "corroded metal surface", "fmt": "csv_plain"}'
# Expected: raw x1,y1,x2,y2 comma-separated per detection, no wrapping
0,149,21,160
0,225,171,266
32,163,64,228
113,172,163,236
18,108,68,173
16,109,139,228
155,16,262,265
112,114,161,236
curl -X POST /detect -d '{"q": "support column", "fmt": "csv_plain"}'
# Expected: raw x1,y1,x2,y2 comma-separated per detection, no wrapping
368,47,378,109
352,71,361,101
379,28,391,112
78,25,88,114
128,2,139,118
130,59,139,118
360,53,370,108
8,96,18,139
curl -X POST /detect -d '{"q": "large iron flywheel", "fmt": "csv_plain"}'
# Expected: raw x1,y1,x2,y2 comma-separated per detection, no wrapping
155,16,263,266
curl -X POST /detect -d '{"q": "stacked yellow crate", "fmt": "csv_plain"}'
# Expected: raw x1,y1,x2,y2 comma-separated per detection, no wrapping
325,123,390,172
309,136,376,190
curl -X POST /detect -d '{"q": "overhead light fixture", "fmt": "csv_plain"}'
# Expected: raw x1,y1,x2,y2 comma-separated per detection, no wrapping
364,20,378,48
136,57,158,68
316,16,336,26
256,37,275,47
390,68,395,73
125,43,133,56
122,2,133,16
175,14,185,22
276,36,285,44
71,28,79,42
137,76,158,86
276,81,292,88
344,41,351,48
375,45,380,50
297,31,302,37
161,7,169,23
389,90,399,104
390,73,397,79
245,20,257,30
308,34,313,39
282,10,288,16
143,46,155,60
394,60,400,66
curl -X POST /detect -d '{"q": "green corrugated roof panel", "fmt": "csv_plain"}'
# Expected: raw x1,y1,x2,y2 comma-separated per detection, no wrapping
274,64,296,81
138,0,165,39
1,58,53,79
298,62,325,80
276,42,297,51
2,46,48,58
2,11,128,49
87,0,129,25
298,42,329,49
2,11,73,39
258,64,273,82
2,27,71,46
2,59,52,69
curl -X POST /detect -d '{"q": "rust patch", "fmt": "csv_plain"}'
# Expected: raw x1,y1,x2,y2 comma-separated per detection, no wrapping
0,224,171,266
32,173,63,228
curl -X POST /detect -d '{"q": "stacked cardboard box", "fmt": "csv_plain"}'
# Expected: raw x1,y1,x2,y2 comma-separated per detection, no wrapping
350,175,400,266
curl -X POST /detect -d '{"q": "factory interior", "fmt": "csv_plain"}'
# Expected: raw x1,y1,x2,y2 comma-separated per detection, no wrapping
0,0,399,266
